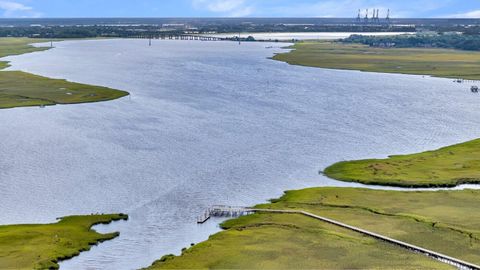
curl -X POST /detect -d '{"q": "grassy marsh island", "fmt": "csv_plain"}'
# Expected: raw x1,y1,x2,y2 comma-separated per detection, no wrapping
0,213,128,270
325,139,480,187
273,41,480,80
0,38,128,109
146,188,480,269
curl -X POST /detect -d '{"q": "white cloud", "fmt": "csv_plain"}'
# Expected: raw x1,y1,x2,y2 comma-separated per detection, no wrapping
447,10,480,18
192,0,453,18
190,0,462,18
0,1,41,17
192,0,254,17
229,6,254,17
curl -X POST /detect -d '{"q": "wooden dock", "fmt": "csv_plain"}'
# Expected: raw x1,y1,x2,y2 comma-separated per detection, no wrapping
198,206,480,270
196,209,211,224
197,206,255,224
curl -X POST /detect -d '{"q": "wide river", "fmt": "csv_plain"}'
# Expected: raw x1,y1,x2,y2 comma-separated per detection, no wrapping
2,39,480,270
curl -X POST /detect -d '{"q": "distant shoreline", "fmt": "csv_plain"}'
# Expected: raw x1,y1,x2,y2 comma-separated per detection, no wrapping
272,41,480,81
206,31,414,41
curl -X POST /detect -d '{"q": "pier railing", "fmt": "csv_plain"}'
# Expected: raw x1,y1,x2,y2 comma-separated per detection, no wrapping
197,205,255,224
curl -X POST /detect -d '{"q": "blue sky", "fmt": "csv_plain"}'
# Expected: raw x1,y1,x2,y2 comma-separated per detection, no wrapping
0,0,479,18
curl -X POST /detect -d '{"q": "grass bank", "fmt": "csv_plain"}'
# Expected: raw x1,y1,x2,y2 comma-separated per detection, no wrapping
0,38,128,109
324,139,480,187
146,188,480,269
0,213,128,270
272,41,480,80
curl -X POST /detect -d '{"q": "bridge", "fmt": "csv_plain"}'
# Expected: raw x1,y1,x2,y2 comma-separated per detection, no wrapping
131,34,224,42
198,205,480,270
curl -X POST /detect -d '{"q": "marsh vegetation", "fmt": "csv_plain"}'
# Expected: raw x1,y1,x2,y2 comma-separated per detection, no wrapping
0,214,128,270
273,41,480,80
0,38,128,109
147,188,480,269
325,139,480,187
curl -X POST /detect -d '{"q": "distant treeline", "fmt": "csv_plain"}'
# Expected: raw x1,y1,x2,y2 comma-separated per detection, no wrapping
343,34,480,51
0,26,143,38
0,24,417,39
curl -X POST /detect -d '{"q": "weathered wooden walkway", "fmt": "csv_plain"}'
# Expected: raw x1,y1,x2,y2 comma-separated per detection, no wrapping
198,206,480,270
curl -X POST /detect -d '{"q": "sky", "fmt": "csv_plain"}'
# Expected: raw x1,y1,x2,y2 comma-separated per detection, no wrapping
0,0,479,18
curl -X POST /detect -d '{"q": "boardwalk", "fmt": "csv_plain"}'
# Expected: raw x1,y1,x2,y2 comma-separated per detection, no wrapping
199,206,480,270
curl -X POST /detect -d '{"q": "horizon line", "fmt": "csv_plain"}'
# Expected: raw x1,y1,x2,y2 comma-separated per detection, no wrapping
0,16,478,20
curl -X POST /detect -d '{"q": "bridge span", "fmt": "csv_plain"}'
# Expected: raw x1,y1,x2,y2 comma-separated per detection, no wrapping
132,34,224,42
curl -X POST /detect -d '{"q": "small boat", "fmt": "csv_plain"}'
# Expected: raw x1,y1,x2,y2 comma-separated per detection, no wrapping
471,86,479,93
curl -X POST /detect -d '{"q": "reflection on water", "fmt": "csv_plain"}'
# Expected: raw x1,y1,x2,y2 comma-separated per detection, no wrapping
1,39,479,270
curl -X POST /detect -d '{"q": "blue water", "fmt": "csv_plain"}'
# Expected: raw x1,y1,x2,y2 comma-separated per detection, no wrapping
1,39,479,269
